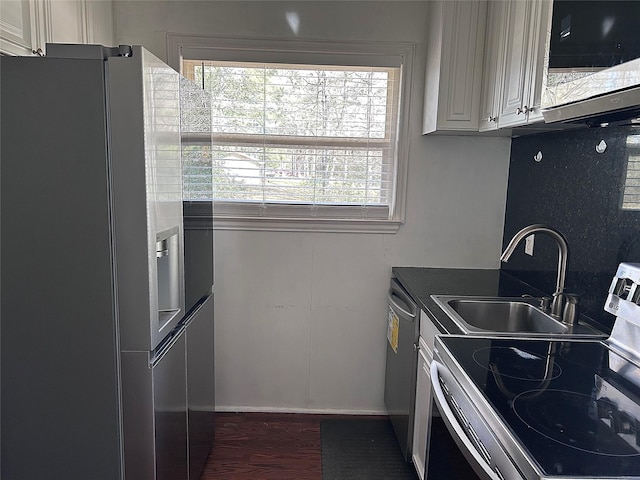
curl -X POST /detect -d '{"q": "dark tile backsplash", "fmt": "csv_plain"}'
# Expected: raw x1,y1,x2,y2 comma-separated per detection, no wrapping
502,125,640,331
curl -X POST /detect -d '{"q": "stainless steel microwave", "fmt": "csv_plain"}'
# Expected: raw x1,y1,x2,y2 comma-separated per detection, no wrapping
541,0,640,125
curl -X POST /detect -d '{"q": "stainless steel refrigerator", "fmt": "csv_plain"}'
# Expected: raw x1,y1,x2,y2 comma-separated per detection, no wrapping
1,44,215,480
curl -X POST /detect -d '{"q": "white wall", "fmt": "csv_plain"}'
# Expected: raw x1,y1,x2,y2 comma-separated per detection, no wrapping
114,0,511,414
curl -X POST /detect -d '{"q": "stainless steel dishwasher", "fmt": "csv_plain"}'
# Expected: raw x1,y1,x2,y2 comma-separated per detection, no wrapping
384,278,420,461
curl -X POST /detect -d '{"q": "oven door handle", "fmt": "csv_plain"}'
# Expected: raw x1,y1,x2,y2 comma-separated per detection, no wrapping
431,360,501,480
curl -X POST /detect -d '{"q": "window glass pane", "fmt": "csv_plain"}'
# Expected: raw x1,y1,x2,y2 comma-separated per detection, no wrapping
622,134,640,210
196,62,394,140
209,145,391,205
182,143,213,200
180,76,213,201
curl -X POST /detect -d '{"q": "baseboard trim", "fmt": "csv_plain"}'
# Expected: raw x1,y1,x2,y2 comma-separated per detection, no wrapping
215,405,387,416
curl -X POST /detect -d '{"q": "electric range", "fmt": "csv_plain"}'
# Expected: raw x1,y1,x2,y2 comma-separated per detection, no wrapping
431,263,640,480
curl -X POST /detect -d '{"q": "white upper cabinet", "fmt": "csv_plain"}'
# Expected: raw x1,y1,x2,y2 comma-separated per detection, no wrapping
422,0,488,134
0,0,114,56
47,0,86,44
495,0,552,128
478,1,506,132
0,1,40,56
84,0,114,47
423,0,552,134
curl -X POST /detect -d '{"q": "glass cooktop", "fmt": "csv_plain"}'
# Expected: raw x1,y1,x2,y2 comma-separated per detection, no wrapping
439,336,640,478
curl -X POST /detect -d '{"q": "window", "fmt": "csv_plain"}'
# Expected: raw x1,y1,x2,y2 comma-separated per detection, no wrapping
622,133,640,210
171,35,414,232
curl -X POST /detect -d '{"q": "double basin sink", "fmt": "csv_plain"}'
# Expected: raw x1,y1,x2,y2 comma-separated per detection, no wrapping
431,295,604,337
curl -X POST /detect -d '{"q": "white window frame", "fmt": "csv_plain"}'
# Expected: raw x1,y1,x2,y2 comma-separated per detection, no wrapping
168,33,415,233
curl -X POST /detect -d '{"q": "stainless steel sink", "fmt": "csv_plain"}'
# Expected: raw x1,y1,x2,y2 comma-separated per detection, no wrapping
433,295,568,334
431,295,605,337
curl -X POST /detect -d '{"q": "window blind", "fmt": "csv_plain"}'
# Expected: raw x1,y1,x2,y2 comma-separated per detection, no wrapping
181,60,401,220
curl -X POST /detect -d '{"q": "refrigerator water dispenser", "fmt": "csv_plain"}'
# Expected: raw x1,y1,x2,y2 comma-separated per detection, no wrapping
156,226,182,330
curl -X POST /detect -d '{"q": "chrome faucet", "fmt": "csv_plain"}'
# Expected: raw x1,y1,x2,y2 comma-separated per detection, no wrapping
500,224,571,320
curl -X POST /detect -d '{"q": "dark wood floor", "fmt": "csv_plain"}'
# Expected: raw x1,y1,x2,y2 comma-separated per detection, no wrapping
198,412,479,480
199,412,326,480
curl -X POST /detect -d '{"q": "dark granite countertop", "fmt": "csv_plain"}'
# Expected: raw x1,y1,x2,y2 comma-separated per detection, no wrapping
391,267,596,335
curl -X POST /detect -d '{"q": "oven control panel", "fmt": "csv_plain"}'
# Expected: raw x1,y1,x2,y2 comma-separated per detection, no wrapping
606,262,640,324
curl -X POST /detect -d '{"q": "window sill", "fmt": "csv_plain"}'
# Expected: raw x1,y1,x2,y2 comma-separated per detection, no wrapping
184,215,402,233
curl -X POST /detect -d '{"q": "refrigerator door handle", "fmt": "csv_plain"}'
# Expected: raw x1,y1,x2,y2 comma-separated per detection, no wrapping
151,324,186,367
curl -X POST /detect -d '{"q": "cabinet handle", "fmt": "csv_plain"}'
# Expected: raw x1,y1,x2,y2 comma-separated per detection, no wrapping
515,107,524,115
486,115,497,123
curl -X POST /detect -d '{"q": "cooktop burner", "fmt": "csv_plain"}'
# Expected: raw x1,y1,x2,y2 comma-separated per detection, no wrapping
513,389,640,456
472,346,562,381
558,343,607,371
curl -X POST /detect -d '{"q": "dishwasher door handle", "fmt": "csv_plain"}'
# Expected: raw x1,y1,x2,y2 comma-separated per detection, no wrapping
388,293,416,320
430,361,501,480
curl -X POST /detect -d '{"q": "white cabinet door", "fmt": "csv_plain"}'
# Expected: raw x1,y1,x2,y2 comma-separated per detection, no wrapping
46,0,86,44
46,0,115,47
496,0,532,128
412,311,440,480
497,0,552,128
412,341,432,480
84,0,114,46
0,1,39,55
422,0,487,134
524,0,552,125
478,0,506,132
